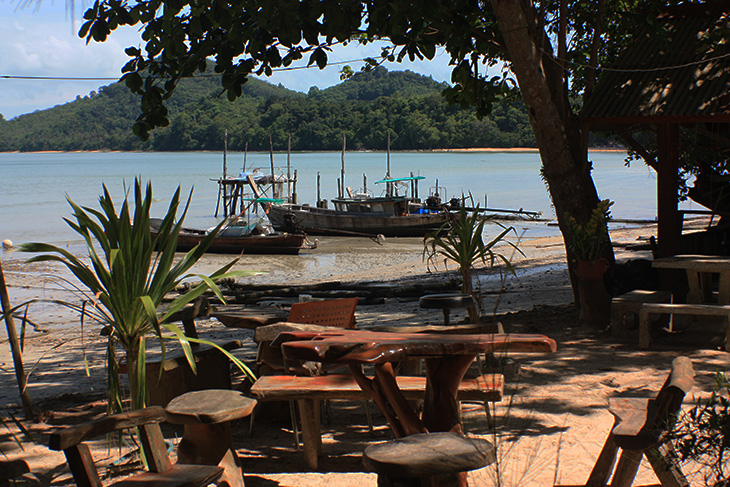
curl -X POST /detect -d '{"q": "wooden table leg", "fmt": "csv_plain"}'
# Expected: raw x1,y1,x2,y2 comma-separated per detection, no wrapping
719,271,730,305
422,354,475,434
297,398,321,470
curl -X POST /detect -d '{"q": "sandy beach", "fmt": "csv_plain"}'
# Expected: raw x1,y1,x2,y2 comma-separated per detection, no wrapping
1,220,726,486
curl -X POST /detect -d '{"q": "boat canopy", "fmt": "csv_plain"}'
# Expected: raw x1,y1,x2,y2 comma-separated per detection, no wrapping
374,176,426,184
244,197,287,203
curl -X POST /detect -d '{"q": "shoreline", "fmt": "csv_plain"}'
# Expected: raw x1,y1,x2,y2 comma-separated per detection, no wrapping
0,147,626,155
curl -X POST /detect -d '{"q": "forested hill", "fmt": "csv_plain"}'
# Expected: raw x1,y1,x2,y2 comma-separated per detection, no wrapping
0,66,537,152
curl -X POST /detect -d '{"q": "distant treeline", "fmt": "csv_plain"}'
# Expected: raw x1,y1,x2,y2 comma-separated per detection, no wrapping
0,66,610,152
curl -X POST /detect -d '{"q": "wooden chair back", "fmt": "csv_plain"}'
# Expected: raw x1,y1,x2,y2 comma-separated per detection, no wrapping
48,407,223,487
287,297,358,329
614,356,695,449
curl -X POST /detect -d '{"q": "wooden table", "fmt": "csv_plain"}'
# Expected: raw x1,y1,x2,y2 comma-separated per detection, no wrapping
652,254,730,304
277,330,555,435
277,329,556,485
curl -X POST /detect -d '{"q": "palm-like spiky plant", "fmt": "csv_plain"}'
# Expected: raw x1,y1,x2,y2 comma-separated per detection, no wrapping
424,203,520,322
19,179,254,411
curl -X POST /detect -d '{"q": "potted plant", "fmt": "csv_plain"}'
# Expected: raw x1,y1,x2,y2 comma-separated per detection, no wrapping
19,179,256,411
423,201,521,323
565,199,613,280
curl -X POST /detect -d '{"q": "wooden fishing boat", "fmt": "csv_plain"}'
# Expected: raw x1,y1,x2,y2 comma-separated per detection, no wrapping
150,218,316,255
263,191,451,237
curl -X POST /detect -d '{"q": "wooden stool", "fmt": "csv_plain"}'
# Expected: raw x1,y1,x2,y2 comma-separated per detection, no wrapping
363,432,495,487
419,294,475,326
610,290,671,337
165,390,257,487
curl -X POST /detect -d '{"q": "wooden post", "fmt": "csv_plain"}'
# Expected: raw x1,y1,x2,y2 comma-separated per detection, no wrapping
292,169,298,205
317,171,321,205
363,174,367,195
287,133,292,202
223,129,228,179
269,134,275,180
656,123,681,258
386,132,391,197
0,261,34,419
341,134,346,198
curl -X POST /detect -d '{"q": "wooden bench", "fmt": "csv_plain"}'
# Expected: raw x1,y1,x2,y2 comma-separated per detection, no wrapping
639,302,730,351
250,373,503,469
585,356,695,487
48,407,223,487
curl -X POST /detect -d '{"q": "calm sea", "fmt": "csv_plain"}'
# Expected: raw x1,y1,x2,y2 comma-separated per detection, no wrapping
0,150,694,249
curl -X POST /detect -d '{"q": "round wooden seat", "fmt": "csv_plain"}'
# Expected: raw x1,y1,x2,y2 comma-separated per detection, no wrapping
419,294,475,326
363,432,495,486
166,389,257,425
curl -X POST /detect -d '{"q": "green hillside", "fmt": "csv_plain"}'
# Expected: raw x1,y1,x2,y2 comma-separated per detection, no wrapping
0,67,537,152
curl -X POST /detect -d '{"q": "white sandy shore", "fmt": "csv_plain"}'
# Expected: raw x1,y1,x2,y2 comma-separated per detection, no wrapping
1,221,725,486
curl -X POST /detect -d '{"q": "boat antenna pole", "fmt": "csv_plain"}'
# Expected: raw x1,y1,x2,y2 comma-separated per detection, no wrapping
341,133,346,198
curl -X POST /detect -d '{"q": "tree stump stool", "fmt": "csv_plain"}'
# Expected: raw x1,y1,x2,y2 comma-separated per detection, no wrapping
419,294,475,326
165,390,257,487
363,432,495,487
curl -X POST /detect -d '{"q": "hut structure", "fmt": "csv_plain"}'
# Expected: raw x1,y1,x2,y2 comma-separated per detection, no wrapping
581,2,730,258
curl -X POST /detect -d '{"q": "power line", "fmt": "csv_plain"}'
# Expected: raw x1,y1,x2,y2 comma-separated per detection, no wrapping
0,58,371,82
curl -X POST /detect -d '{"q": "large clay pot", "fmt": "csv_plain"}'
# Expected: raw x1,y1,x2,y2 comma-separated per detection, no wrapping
575,258,610,281
574,258,611,328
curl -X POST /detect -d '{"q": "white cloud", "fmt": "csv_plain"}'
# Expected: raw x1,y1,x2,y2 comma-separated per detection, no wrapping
0,3,457,119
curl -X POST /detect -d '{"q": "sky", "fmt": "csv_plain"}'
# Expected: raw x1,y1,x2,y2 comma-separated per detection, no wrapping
0,1,456,120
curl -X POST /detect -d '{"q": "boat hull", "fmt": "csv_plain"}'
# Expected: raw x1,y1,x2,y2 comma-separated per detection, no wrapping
151,224,310,255
266,204,449,237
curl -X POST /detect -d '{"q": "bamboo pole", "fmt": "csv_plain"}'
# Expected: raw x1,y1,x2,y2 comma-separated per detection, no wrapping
0,260,34,419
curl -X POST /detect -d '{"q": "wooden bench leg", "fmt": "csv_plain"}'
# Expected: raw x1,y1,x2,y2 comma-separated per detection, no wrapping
610,449,642,487
645,443,689,487
297,399,321,470
639,309,652,349
586,432,619,487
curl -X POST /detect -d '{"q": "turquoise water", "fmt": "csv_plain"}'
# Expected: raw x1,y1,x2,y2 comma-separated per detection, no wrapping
0,150,691,248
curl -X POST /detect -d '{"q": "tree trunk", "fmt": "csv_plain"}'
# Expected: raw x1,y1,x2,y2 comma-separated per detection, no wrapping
490,0,615,317
126,338,145,410
461,267,480,323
